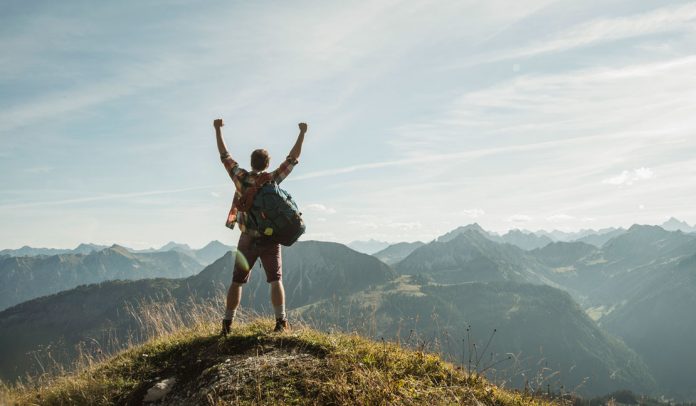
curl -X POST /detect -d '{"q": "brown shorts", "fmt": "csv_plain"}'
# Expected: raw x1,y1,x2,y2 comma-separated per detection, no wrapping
232,233,282,284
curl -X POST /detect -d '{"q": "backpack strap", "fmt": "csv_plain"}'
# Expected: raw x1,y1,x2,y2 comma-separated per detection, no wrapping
238,172,274,212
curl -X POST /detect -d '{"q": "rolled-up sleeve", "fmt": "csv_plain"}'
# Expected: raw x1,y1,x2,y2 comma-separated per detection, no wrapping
221,152,247,182
272,156,298,184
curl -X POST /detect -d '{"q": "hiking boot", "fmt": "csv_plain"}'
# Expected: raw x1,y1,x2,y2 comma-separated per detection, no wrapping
221,319,232,336
274,318,290,333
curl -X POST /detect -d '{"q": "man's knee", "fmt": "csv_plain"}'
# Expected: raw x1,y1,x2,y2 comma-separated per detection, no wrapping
232,267,251,284
267,276,283,286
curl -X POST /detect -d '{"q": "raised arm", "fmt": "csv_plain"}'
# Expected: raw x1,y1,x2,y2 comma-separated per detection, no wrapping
215,118,244,181
288,122,307,161
270,122,307,184
214,119,229,157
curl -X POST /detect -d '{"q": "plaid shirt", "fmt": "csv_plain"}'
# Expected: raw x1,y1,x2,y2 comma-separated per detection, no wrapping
221,152,297,234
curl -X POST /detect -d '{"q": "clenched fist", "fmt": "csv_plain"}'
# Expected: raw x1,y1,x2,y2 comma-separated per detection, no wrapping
298,122,308,133
214,119,224,129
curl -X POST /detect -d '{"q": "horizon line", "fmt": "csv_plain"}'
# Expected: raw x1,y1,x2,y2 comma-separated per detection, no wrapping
2,218,692,251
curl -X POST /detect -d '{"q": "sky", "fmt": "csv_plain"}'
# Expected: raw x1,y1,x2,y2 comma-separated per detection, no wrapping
2,0,696,249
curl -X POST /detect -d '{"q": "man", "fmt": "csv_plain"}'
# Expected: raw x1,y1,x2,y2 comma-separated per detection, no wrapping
214,118,307,334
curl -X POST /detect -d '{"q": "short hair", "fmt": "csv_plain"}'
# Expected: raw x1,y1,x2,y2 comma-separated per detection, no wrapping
250,149,270,171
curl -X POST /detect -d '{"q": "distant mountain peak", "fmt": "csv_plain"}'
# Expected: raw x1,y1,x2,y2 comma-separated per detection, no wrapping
160,241,192,251
105,244,134,257
627,224,667,233
191,240,234,265
202,240,227,249
373,241,425,266
463,222,485,231
661,217,696,233
619,224,676,241
351,238,385,244
72,243,108,255
437,224,489,242
453,227,489,240
437,224,552,250
347,239,390,255
601,223,695,262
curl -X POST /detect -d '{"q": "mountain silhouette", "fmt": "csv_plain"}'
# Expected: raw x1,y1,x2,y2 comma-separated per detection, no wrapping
372,241,425,265
0,247,202,311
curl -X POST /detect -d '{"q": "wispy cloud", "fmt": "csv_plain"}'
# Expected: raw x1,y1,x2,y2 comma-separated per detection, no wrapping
458,2,696,66
388,222,422,231
0,184,223,210
0,57,201,134
459,209,486,219
546,214,575,223
449,55,696,121
292,125,680,182
347,220,379,230
305,203,337,214
508,214,533,224
602,167,655,186
390,53,696,168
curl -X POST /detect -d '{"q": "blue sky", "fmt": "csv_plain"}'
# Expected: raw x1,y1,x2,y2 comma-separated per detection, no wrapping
2,0,696,249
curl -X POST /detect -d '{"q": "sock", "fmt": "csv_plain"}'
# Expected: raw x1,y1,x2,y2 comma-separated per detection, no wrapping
273,304,286,321
224,308,237,322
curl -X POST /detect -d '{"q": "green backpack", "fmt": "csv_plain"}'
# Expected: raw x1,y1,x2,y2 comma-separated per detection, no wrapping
238,173,305,246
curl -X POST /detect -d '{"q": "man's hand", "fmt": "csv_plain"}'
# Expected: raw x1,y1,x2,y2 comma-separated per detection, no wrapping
214,119,224,129
298,122,308,133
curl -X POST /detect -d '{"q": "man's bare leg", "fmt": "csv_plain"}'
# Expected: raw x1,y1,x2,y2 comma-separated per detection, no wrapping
270,280,285,307
270,280,288,331
222,282,243,335
227,282,243,314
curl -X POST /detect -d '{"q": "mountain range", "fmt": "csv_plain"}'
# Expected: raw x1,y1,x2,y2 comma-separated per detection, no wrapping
436,223,554,250
0,243,109,257
0,246,203,311
398,228,552,285
0,241,234,311
0,241,394,381
2,221,696,399
144,240,234,265
660,217,696,233
434,223,622,250
423,218,694,252
4,217,692,260
601,251,696,399
523,225,696,400
370,222,696,399
296,277,655,396
0,240,233,264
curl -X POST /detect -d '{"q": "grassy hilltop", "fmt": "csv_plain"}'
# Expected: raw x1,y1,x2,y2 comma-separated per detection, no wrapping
2,319,552,406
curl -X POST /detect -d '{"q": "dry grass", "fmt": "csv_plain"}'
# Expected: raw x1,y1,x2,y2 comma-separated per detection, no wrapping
1,298,557,406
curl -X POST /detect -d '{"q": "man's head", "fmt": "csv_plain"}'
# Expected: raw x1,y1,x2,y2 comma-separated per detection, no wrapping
251,149,270,172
